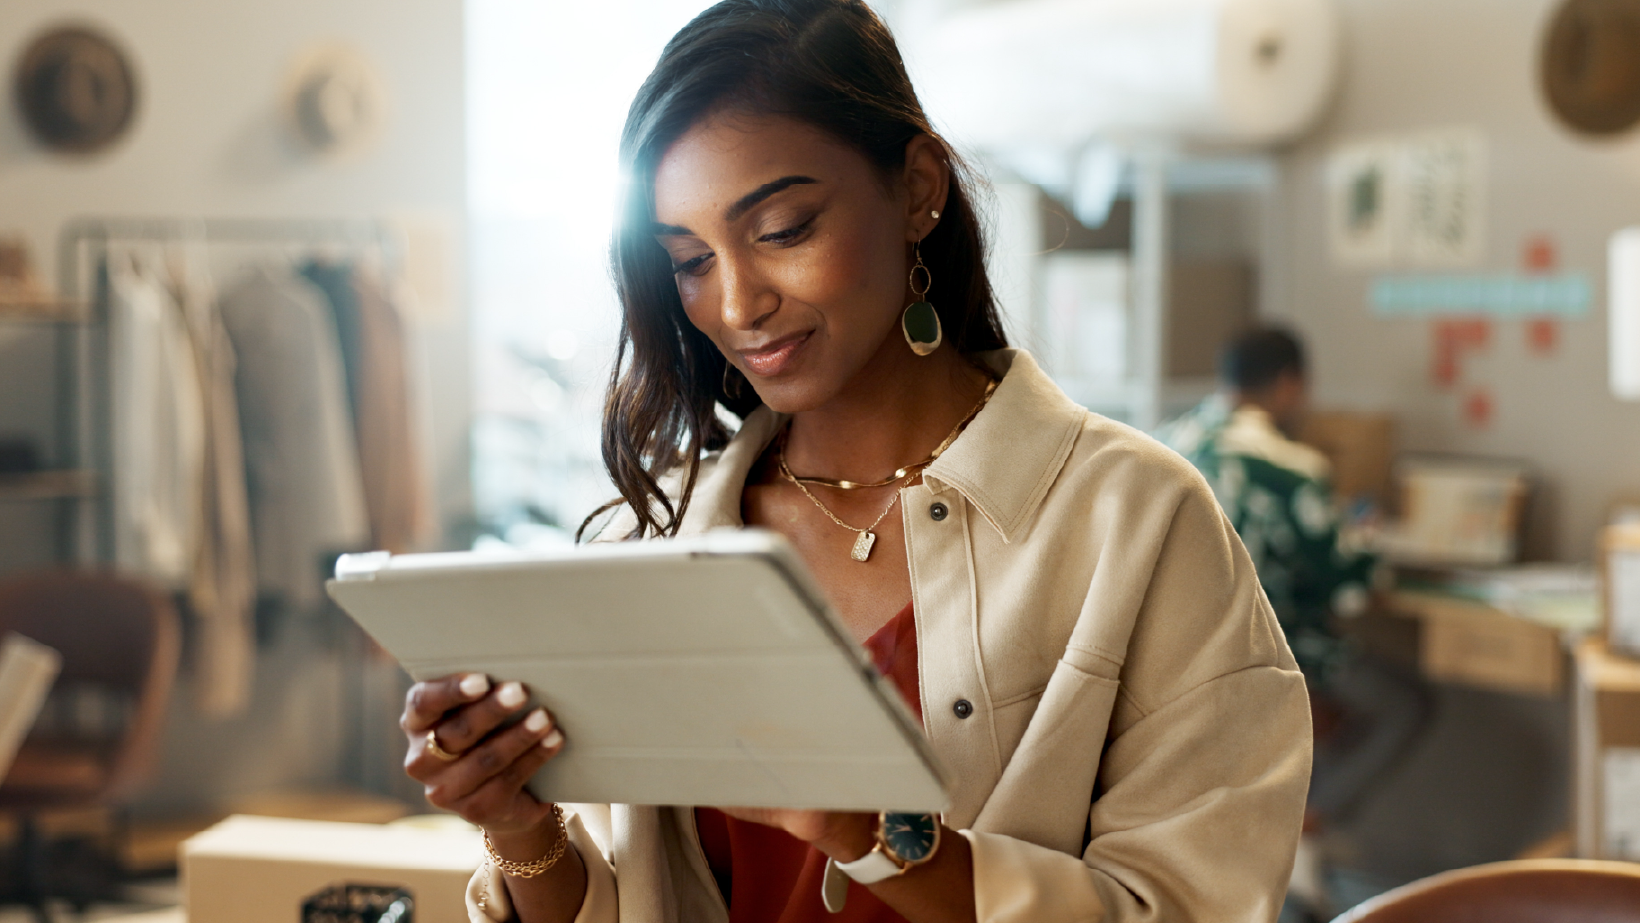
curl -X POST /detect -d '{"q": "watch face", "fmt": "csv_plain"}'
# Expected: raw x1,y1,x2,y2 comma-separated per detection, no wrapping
879,812,939,864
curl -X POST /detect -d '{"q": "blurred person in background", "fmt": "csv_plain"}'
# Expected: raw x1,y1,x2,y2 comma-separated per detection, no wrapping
1157,327,1371,682
1157,327,1430,915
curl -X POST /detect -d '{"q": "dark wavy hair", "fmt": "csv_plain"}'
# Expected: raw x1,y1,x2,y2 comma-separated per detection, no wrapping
583,0,1008,541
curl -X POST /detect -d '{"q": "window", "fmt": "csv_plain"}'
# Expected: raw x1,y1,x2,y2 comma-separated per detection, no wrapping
466,0,716,543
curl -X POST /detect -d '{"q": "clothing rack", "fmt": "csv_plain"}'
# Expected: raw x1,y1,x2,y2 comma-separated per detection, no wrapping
47,217,408,791
53,217,402,564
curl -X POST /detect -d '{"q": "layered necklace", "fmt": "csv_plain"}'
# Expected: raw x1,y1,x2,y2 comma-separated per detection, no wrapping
777,377,998,563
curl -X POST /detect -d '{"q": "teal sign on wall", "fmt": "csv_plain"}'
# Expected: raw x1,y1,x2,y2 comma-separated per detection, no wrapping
1370,273,1591,317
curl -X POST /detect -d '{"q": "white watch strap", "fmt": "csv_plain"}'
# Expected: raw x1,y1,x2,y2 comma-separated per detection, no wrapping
833,846,902,885
821,859,850,913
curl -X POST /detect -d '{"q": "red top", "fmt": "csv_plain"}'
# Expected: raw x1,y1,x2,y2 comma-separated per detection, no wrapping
695,601,921,922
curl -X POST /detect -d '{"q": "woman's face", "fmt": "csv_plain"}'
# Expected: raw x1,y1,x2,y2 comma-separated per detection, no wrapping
652,110,936,413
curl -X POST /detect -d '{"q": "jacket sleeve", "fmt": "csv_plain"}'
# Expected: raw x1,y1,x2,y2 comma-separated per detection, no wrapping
466,806,619,923
966,471,1312,922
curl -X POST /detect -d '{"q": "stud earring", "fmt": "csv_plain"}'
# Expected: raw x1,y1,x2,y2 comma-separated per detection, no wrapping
722,361,745,400
931,209,940,219
901,243,942,357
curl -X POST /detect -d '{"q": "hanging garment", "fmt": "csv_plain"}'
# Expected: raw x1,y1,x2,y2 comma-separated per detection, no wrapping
168,253,258,718
350,264,435,551
302,259,435,553
108,250,206,589
219,265,369,612
299,261,363,409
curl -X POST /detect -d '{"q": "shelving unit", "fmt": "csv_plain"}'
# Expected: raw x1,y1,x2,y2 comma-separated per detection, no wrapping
0,294,97,563
0,470,97,501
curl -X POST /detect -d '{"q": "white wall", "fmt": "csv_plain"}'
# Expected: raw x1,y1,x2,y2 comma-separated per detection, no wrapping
1270,0,1640,561
0,0,466,813
0,0,470,535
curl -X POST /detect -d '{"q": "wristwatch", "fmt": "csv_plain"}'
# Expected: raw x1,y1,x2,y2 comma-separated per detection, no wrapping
833,812,942,884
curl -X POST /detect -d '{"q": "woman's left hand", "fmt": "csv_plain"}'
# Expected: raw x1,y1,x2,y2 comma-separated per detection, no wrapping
714,807,876,860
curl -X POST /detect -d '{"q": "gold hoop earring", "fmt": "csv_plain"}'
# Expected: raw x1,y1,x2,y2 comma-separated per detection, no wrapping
722,361,745,400
901,243,942,357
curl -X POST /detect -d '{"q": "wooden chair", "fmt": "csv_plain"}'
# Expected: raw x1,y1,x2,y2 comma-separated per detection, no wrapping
0,570,180,921
1332,859,1640,923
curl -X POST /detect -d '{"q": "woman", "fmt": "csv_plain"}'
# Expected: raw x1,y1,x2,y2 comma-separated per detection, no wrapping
400,2,1310,921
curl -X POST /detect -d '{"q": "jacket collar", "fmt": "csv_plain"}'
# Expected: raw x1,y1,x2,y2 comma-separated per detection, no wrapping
922,349,1084,542
675,405,784,535
680,349,1085,544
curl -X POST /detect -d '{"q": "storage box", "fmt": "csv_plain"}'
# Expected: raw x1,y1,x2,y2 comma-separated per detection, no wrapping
1389,590,1564,696
1381,456,1531,566
126,788,414,873
182,815,483,923
1573,640,1640,859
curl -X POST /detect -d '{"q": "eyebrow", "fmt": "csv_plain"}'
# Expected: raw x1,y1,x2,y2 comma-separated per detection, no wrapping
726,175,818,221
652,175,820,236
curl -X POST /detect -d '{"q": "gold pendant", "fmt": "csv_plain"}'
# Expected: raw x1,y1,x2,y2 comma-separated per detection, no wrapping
851,531,877,562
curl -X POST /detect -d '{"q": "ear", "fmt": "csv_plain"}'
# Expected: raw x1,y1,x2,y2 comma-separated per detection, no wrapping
900,134,950,242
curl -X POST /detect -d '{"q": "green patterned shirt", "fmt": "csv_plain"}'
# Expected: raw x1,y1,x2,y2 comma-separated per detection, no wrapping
1156,395,1374,681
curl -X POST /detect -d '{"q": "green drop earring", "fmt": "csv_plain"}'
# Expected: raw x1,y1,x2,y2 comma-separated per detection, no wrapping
902,240,942,357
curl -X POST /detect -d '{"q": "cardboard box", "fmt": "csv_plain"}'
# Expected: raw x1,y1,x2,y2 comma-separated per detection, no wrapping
1389,590,1564,696
182,815,483,923
1299,411,1396,503
126,788,414,873
1573,640,1640,859
77,909,184,923
1381,457,1531,566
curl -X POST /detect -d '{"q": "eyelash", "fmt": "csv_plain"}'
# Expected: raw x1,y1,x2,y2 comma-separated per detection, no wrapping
670,220,813,277
760,220,812,244
672,254,711,276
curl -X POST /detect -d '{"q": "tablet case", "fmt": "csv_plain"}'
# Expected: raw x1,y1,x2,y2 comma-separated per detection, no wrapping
327,530,949,812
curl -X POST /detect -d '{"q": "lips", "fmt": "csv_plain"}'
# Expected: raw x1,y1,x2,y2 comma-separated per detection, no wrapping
737,331,811,377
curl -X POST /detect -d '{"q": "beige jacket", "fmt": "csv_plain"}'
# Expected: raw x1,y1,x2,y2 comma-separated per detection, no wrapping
470,349,1311,923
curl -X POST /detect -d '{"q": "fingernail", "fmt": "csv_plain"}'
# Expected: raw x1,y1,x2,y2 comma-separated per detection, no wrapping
523,709,549,733
497,682,526,709
542,728,564,749
459,674,490,699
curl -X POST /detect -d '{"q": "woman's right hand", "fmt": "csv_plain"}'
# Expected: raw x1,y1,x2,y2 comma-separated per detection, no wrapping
401,673,566,835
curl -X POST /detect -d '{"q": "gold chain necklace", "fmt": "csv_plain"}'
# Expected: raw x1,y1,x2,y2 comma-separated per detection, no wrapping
785,377,998,490
776,376,999,562
778,459,902,562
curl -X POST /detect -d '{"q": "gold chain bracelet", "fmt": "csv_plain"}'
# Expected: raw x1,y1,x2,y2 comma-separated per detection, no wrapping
483,804,568,879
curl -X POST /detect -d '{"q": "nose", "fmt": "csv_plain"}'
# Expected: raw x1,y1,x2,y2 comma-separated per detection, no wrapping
718,255,778,332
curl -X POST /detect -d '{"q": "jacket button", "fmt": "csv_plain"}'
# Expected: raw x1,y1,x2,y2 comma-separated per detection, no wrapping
929,502,949,521
953,699,973,719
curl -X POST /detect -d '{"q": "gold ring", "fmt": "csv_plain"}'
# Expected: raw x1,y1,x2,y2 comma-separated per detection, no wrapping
425,729,461,762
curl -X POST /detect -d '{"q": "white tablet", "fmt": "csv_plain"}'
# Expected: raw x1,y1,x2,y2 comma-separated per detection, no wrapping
327,529,948,812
